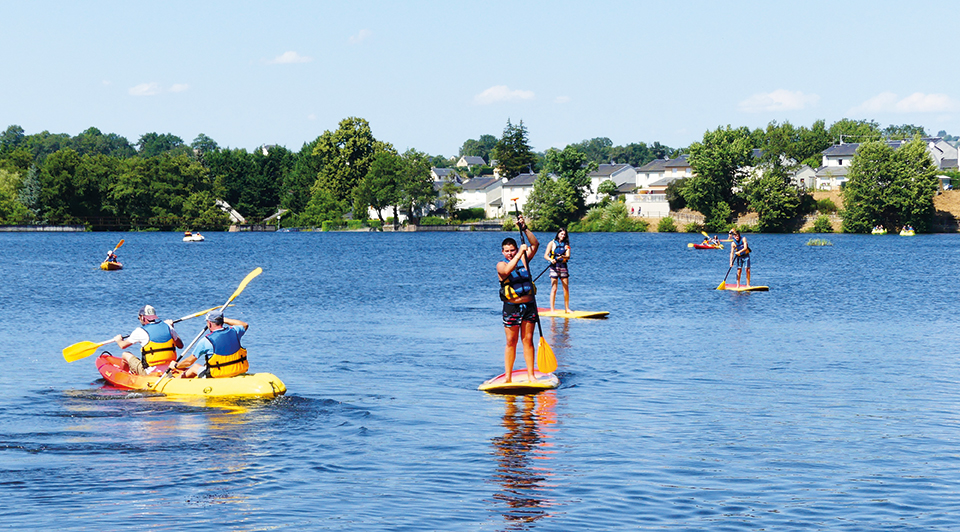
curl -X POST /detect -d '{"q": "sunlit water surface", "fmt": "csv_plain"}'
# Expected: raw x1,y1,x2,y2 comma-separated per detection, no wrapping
3,231,960,530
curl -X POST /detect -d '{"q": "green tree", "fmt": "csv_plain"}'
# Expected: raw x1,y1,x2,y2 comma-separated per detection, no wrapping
491,119,537,179
0,168,29,224
438,180,462,215
609,142,660,167
597,179,618,198
684,126,754,230
569,137,613,164
72,127,135,158
17,165,41,222
743,171,803,232
883,124,927,139
311,117,391,219
542,145,597,217
136,132,189,158
353,150,403,225
829,118,882,144
191,133,220,156
459,134,497,162
38,148,84,224
0,125,25,154
397,149,435,224
523,171,582,231
842,138,939,233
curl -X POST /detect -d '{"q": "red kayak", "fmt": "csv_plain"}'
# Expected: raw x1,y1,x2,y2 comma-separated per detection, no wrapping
692,243,723,250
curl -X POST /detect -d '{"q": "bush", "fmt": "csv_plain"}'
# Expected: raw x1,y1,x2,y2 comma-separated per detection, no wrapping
419,216,446,226
346,220,366,230
368,219,383,231
502,218,517,231
321,220,347,231
454,207,486,222
657,217,678,232
816,198,838,213
812,215,834,233
570,202,649,232
683,222,704,233
806,238,833,246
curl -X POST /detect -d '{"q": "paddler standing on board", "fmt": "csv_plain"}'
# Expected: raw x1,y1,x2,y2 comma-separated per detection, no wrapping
728,228,751,287
498,214,539,384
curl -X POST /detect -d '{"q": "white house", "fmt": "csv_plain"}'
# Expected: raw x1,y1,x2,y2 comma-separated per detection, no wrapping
663,155,693,182
635,158,669,189
815,138,959,190
457,176,503,218
501,173,540,213
586,164,636,204
430,167,461,183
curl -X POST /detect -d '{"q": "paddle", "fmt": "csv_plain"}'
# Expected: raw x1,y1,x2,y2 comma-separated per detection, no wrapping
104,238,124,261
61,304,234,363
511,202,557,374
154,267,263,388
717,266,733,290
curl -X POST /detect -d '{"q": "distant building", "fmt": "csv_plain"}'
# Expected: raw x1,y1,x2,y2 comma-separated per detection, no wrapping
586,164,636,204
457,176,504,218
430,167,461,183
456,155,486,168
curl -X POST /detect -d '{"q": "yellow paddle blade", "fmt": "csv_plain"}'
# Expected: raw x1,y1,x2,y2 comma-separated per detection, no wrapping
114,238,125,250
701,231,710,239
62,339,110,363
226,267,263,304
717,281,726,290
536,337,557,374
687,243,695,247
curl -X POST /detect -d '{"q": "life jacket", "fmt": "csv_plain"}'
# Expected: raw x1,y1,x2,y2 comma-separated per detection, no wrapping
202,326,249,378
499,259,536,301
551,240,568,262
140,320,177,368
733,237,751,257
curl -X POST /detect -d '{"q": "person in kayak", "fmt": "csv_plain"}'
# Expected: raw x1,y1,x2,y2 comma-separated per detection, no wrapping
175,310,249,378
728,228,751,287
543,227,571,313
113,305,183,376
498,214,539,384
105,249,119,263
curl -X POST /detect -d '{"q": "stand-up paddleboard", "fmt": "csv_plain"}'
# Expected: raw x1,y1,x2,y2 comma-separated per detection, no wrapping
719,284,769,292
538,308,609,319
478,369,559,394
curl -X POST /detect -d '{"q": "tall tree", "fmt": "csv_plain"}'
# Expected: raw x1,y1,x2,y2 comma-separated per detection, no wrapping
842,138,939,233
353,150,403,225
883,124,927,140
542,145,597,216
685,126,754,229
397,149,435,224
491,119,537,179
570,137,613,164
137,132,188,158
524,172,579,231
312,117,390,207
0,125,25,154
459,134,498,162
828,118,882,144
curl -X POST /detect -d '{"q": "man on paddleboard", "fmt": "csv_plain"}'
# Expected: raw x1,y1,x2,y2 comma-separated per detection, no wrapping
113,305,184,376
176,310,249,379
729,228,751,287
498,214,539,384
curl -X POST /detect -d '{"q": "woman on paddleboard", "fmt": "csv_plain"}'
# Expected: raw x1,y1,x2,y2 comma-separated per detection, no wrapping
498,215,539,384
729,228,751,287
543,227,571,313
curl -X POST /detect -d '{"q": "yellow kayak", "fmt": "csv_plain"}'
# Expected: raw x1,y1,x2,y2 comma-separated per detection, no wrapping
100,261,123,270
96,354,285,398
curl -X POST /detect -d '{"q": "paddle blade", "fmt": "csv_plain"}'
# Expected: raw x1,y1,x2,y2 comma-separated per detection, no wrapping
687,243,695,247
225,267,263,305
701,231,710,239
717,281,726,290
536,337,557,374
62,340,107,362
114,238,125,250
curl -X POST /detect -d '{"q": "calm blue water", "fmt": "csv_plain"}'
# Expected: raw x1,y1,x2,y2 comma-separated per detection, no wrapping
3,230,960,530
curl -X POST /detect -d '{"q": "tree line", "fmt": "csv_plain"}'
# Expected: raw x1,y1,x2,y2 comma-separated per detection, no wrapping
0,117,946,232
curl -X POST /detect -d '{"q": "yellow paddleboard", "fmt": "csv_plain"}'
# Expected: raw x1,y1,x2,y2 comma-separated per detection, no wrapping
720,284,770,292
478,369,559,394
538,308,609,319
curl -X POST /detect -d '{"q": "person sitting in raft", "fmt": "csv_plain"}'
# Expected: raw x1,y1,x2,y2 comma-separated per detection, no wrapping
729,228,751,287
113,305,183,376
105,249,119,263
710,235,722,246
543,227,571,313
498,215,539,384
175,310,249,379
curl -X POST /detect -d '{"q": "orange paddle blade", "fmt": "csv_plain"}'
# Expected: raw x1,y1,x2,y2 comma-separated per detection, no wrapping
536,337,557,374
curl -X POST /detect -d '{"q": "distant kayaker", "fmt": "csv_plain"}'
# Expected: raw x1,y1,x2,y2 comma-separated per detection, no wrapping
729,228,751,287
105,249,119,263
175,310,249,379
498,214,539,384
113,305,183,376
543,227,571,313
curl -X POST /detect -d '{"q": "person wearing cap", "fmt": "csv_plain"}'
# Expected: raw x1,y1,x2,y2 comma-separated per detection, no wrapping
113,305,184,376
728,228,751,287
105,249,119,263
175,311,249,379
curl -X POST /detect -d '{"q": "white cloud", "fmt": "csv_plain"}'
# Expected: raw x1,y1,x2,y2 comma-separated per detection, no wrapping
270,51,313,64
554,96,571,104
129,82,162,96
169,83,190,93
738,89,820,113
473,85,535,105
349,29,372,44
850,91,960,114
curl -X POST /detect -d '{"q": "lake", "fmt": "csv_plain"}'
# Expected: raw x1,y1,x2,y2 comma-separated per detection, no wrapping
2,230,960,530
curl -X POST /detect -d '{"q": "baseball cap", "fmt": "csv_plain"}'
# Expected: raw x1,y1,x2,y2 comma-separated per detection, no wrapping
205,310,224,324
138,305,158,321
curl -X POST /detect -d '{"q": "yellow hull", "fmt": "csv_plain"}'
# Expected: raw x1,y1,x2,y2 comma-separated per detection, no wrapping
97,354,285,398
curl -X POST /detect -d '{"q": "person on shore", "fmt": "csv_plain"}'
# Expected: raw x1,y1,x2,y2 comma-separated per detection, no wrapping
543,227,571,313
113,305,183,376
175,311,249,379
498,214,539,384
729,228,751,287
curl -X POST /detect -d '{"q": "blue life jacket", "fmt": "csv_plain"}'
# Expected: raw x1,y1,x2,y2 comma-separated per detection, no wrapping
203,326,248,378
551,240,568,262
500,260,535,301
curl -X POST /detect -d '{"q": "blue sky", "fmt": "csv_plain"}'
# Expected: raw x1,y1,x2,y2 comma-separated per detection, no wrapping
2,0,957,158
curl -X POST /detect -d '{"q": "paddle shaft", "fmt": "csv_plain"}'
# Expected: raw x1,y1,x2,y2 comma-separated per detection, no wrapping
513,203,547,340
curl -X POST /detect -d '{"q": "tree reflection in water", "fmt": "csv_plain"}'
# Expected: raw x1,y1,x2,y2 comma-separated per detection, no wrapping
490,391,558,530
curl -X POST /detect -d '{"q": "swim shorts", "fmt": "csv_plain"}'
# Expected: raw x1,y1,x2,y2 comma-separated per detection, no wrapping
502,302,538,327
549,261,569,279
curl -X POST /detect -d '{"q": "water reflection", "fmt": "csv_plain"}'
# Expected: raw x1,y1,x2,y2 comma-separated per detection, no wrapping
490,391,558,531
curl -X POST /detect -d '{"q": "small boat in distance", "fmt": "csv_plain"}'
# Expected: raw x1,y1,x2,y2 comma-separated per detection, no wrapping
183,231,205,242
